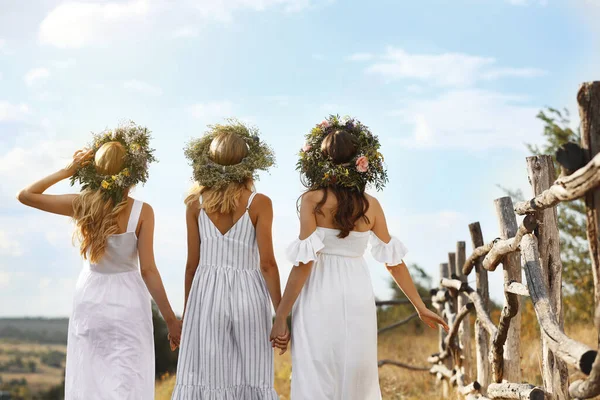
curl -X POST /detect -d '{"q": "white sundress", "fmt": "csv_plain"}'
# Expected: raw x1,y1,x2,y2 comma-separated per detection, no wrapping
65,199,155,400
287,227,408,400
172,192,278,400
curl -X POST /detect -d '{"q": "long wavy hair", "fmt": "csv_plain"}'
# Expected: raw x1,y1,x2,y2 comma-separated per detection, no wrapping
185,131,254,214
72,142,129,263
303,130,370,238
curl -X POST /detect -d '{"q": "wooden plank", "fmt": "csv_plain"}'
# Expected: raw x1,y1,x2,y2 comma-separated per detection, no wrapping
569,79,600,400
488,383,545,400
469,222,491,395
456,241,473,382
493,196,521,383
521,234,597,374
526,155,569,399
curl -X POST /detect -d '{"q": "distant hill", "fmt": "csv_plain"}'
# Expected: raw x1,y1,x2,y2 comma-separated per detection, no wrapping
0,318,68,344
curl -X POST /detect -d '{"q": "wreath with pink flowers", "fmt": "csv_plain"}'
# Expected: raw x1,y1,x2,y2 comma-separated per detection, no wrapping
297,115,388,191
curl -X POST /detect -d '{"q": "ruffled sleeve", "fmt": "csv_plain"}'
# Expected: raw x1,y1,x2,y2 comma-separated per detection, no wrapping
370,233,408,266
286,230,325,267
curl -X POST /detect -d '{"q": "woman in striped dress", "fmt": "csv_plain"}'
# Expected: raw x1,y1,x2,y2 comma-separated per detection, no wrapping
172,121,285,399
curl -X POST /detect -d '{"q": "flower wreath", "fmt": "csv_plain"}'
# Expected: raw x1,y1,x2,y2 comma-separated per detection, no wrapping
297,115,388,191
184,119,275,190
70,121,157,204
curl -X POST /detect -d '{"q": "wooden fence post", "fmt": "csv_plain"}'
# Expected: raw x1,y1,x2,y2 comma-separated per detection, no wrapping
469,222,490,394
526,155,569,399
455,241,473,382
579,82,600,324
494,196,522,383
439,262,451,398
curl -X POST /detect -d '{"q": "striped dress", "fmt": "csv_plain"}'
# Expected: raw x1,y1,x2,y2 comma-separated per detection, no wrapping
172,192,278,400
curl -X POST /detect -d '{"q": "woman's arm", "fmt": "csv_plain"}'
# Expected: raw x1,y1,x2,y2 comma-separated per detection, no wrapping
183,202,200,316
253,194,282,311
270,193,318,352
137,203,182,347
371,199,449,331
16,150,92,216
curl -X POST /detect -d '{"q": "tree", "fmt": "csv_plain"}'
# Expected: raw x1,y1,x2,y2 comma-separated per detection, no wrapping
152,302,179,378
377,264,432,332
504,107,593,322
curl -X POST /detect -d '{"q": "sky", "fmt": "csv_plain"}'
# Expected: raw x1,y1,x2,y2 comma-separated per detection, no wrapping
0,0,599,317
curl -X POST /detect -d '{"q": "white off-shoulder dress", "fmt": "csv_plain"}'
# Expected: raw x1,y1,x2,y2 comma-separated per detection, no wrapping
287,227,408,400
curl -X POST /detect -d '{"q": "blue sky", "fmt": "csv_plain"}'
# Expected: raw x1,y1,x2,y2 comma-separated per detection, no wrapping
0,0,598,316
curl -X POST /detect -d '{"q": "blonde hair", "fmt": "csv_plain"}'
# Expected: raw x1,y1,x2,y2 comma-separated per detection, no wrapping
72,142,129,263
185,132,253,214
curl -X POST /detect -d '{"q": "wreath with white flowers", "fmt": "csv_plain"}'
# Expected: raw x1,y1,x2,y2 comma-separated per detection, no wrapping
184,119,275,190
297,115,388,191
70,121,157,204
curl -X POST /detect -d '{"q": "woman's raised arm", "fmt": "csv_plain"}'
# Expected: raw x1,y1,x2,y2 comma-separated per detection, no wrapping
17,149,93,216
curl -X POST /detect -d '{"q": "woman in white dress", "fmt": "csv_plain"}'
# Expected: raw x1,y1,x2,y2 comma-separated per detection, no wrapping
171,121,285,399
17,123,182,400
270,116,449,400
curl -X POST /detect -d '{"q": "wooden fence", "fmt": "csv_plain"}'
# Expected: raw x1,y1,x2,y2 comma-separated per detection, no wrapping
376,82,600,400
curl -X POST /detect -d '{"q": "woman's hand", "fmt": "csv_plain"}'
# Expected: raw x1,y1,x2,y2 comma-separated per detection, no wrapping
167,318,183,351
64,149,94,176
269,317,290,355
418,308,449,332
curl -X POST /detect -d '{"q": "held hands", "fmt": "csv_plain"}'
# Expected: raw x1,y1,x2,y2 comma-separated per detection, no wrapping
418,307,449,332
64,149,94,176
167,318,183,351
269,317,291,355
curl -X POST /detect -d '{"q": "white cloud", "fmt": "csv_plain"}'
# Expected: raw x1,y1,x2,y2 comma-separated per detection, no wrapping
172,26,200,39
347,52,374,62
187,101,234,120
0,230,23,257
38,277,52,290
0,271,10,288
24,68,51,86
506,0,547,5
187,0,314,22
123,80,163,96
482,67,547,80
390,89,544,150
0,102,30,121
51,59,77,69
365,47,546,87
39,0,323,48
39,0,151,48
0,139,76,197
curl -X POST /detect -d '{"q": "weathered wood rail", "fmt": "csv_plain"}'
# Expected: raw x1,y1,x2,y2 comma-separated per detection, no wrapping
376,81,600,400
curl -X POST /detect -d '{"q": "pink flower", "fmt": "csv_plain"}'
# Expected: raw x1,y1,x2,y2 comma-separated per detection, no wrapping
302,143,312,152
356,156,369,173
318,120,331,129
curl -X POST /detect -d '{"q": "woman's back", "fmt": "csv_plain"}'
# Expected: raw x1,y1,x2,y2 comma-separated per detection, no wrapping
305,188,377,233
197,190,260,271
86,198,143,274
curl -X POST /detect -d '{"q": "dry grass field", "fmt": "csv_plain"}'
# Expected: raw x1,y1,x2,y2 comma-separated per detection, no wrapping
0,340,66,395
155,312,599,400
2,312,598,399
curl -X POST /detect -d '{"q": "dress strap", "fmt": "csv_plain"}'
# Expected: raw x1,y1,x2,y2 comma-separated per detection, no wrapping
127,199,143,233
199,195,203,205
246,192,258,210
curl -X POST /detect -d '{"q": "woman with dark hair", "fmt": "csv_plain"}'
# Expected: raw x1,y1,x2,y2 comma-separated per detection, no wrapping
270,116,448,400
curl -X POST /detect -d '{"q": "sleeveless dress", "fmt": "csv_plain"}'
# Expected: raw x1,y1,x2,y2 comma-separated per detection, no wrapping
286,227,408,400
64,199,155,400
172,192,278,400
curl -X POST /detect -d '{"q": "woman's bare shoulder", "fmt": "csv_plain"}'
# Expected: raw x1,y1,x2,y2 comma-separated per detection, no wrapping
365,193,382,209
252,193,272,208
301,189,324,205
